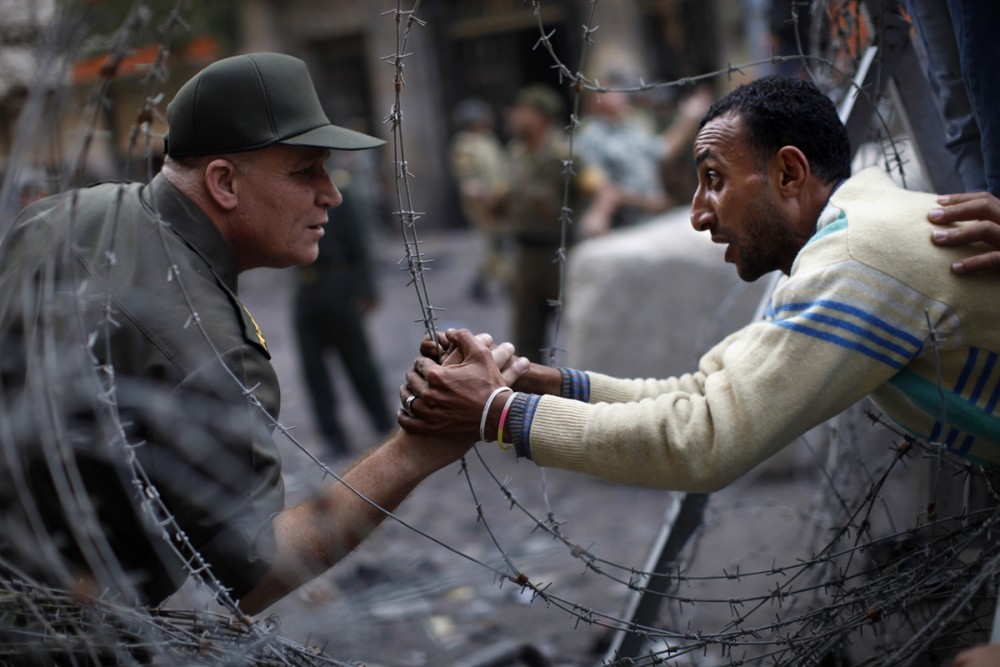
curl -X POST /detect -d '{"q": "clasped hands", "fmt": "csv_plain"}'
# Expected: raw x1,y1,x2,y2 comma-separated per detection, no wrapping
396,329,556,445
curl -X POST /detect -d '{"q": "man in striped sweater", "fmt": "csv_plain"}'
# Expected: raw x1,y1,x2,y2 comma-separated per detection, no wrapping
398,75,1000,491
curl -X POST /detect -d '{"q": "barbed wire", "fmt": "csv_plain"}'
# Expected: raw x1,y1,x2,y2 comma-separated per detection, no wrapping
0,0,997,665
383,0,444,352
403,2,998,665
0,2,378,663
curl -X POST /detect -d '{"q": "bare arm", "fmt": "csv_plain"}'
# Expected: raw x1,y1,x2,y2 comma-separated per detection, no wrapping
578,183,622,238
953,643,1000,667
659,87,712,163
929,192,1000,273
238,430,469,614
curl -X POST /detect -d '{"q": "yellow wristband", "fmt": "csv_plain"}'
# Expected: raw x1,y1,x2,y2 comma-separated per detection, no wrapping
497,391,518,451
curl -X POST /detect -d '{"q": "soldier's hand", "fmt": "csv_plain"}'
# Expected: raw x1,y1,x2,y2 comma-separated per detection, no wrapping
399,329,522,441
419,330,529,387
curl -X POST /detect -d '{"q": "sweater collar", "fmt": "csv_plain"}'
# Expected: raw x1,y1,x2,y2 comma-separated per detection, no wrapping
810,174,855,236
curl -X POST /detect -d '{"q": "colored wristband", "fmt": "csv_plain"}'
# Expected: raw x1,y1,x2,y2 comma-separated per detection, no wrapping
480,386,512,442
497,391,519,451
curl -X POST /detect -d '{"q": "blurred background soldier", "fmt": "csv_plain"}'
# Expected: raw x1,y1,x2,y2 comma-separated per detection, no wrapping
502,84,574,362
449,97,511,304
293,171,395,457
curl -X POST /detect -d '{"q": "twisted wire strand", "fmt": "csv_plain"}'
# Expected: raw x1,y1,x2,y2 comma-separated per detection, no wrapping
1,1,997,665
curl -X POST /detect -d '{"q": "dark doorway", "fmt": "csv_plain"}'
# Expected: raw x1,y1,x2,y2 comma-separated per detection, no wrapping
435,0,579,139
309,33,376,133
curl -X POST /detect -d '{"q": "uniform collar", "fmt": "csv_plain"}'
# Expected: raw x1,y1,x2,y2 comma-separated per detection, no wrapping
141,173,239,290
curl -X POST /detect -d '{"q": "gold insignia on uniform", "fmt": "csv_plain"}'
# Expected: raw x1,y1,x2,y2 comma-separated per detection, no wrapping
242,304,268,351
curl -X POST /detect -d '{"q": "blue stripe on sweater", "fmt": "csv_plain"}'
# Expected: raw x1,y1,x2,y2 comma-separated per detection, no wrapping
956,351,998,455
774,320,905,369
791,311,915,359
888,367,1000,452
957,433,975,456
929,421,942,443
986,371,1000,413
970,352,997,404
928,349,1000,456
954,348,979,395
773,299,923,349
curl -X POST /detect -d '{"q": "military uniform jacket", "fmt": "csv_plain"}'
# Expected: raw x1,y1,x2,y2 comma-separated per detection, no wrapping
505,129,572,244
448,129,509,229
0,173,284,603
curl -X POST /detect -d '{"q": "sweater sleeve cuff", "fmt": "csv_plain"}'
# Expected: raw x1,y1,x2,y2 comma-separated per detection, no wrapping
509,393,541,459
559,367,591,402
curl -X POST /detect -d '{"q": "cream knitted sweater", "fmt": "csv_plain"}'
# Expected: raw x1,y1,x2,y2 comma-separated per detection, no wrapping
510,168,1000,490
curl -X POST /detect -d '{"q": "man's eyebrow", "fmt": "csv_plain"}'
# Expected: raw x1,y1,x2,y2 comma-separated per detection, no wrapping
290,149,329,168
695,149,716,166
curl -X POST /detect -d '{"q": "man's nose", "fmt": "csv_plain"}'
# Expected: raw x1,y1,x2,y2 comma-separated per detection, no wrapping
690,190,713,232
318,175,342,209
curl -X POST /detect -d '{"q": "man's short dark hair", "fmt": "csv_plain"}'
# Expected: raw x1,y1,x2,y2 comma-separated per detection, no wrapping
700,75,851,185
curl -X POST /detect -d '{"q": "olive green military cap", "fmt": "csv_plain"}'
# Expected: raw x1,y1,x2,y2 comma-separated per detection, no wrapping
165,52,384,157
513,84,564,120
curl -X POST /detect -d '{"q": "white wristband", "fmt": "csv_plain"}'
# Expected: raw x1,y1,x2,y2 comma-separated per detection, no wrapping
480,386,512,442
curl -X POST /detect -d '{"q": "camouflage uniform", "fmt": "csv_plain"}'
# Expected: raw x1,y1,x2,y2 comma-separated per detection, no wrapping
449,128,511,295
576,114,667,227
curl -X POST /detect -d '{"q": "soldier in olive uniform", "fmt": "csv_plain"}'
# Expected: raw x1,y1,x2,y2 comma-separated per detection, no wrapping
503,84,574,362
293,176,394,456
0,53,484,615
448,97,511,303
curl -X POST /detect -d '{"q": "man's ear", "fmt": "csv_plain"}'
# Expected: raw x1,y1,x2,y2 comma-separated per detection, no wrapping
203,159,239,211
775,145,810,196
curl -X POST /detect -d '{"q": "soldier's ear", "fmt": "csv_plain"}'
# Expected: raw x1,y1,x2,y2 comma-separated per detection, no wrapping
203,158,239,211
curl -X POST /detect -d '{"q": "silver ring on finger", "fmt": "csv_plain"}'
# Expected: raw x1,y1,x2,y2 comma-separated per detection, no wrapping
404,395,418,414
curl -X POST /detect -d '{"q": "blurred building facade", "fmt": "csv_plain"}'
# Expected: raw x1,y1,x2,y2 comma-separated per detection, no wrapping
1,0,733,226
245,0,724,227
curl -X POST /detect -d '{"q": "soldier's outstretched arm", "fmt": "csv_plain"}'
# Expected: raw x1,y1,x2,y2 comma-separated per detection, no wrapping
238,429,470,614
